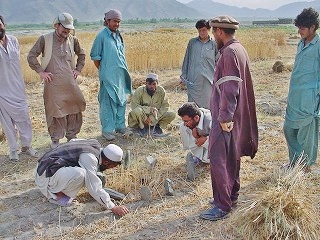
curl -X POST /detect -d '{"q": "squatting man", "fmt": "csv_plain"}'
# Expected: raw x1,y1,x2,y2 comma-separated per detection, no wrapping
178,102,211,181
35,139,129,216
128,73,176,136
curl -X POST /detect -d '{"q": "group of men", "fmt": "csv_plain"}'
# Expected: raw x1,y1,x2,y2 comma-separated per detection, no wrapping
1,6,319,221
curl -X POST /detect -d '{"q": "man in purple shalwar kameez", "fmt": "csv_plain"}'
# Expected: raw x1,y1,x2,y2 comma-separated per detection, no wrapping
200,16,258,221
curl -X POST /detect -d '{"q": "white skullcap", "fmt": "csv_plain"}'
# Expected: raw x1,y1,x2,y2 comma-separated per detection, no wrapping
102,144,123,162
146,73,158,81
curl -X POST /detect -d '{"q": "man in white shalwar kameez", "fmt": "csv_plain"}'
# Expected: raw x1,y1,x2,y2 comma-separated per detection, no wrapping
35,139,129,217
178,102,211,180
0,15,36,161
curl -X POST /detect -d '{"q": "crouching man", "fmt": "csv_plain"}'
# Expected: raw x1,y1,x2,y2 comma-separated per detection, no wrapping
128,73,176,136
178,102,211,180
35,139,129,216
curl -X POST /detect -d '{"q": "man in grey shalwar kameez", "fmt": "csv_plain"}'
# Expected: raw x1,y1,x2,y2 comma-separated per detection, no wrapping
181,19,218,109
0,15,36,161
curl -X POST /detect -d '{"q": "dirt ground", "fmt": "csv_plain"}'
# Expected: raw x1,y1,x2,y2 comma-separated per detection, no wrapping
1,41,320,240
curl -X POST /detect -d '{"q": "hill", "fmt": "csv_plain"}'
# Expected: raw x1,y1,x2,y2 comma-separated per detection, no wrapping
187,0,320,19
1,0,320,23
0,0,201,23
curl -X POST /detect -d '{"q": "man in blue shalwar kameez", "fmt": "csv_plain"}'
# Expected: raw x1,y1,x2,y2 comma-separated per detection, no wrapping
90,9,132,141
284,8,320,171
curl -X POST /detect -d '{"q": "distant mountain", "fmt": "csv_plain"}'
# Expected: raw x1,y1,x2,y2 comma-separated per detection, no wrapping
187,0,320,19
0,0,201,24
1,0,320,24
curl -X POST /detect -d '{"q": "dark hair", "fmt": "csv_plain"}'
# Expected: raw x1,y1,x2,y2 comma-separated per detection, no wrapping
295,7,319,30
178,102,201,118
0,15,4,25
146,78,157,83
195,19,210,29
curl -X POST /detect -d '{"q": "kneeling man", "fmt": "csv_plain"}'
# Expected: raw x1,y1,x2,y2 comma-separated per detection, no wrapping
35,139,129,216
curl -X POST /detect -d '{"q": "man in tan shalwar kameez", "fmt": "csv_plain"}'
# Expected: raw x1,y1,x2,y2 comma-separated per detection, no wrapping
27,13,86,148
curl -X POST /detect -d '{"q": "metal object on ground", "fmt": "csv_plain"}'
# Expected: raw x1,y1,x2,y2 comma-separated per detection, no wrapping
140,186,152,201
186,152,197,181
145,156,157,169
104,188,126,200
164,178,174,196
124,149,131,169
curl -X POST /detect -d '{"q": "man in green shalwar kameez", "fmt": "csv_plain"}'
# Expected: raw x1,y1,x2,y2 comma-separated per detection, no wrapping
284,8,320,170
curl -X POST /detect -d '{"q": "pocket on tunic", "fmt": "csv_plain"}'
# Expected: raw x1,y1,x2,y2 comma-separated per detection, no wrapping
203,49,215,60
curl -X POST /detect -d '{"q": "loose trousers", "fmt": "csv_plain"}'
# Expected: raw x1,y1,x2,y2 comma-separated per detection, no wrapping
283,118,319,166
210,131,240,212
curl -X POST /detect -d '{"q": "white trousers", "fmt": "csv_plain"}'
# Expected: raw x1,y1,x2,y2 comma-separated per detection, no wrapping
36,166,86,199
0,103,32,151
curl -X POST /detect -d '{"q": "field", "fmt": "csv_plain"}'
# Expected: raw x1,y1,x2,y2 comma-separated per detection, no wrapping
0,24,320,239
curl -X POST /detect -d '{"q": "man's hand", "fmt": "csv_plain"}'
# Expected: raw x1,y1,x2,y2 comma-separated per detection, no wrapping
220,121,234,132
144,116,151,125
39,71,54,83
111,205,129,216
195,136,207,147
73,69,81,79
192,128,200,139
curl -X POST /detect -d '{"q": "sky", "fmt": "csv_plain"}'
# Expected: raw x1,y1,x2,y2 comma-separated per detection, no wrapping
176,0,313,10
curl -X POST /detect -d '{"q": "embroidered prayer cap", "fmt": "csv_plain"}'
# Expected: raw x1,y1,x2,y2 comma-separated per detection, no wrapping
146,73,158,82
105,9,122,20
209,15,239,30
102,144,123,163
53,12,75,30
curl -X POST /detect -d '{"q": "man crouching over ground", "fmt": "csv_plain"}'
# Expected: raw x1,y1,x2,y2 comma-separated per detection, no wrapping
178,102,211,181
35,139,129,216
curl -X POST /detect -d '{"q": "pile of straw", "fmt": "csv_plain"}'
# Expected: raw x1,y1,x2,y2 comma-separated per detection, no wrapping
232,161,319,239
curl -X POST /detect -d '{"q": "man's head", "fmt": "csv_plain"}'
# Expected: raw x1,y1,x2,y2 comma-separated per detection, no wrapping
195,19,210,41
0,15,6,40
100,144,123,171
104,9,122,32
178,102,201,129
53,13,74,38
145,73,158,96
295,8,319,41
209,15,239,49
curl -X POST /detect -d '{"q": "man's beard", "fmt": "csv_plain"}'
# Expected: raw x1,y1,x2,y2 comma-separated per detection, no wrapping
0,29,6,40
146,88,155,96
99,164,107,172
216,40,224,50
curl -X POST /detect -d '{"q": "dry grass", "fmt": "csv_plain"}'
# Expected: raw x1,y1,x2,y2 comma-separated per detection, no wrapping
1,26,319,239
18,27,287,83
230,158,320,239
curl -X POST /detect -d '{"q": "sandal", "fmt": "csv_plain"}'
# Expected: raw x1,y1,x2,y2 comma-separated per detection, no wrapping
49,195,76,207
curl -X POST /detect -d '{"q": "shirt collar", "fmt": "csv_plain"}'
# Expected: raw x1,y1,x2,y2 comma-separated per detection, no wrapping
196,110,204,130
105,27,120,36
196,36,212,43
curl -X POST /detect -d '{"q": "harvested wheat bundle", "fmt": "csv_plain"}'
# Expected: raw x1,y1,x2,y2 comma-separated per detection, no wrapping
231,159,319,239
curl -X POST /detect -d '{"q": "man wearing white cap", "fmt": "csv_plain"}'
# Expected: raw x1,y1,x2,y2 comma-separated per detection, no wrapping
128,73,176,136
27,13,86,149
90,9,132,141
35,139,129,216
